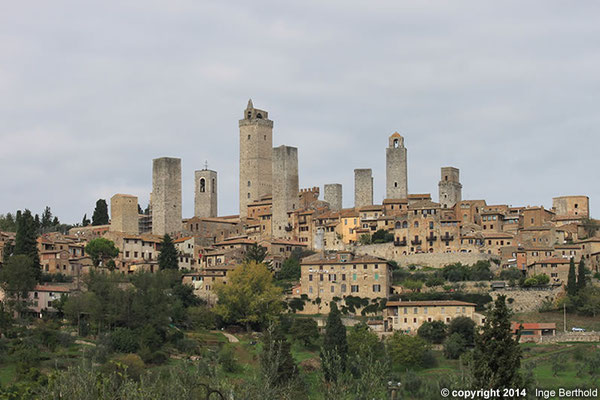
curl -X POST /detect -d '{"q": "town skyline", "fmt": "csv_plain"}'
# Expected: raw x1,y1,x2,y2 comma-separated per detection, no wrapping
2,1,600,222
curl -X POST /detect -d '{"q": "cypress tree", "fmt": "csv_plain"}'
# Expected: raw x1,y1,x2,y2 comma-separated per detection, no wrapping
41,206,52,228
82,214,90,227
14,209,41,280
92,199,109,226
158,234,179,270
566,257,578,297
471,295,523,395
320,302,348,382
577,259,586,292
260,324,298,387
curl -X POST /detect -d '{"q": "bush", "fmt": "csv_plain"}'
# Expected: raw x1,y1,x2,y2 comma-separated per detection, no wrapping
110,328,139,353
372,229,394,244
218,345,238,373
425,276,445,287
105,353,145,380
290,318,319,347
443,333,467,359
387,332,430,370
499,268,522,281
448,316,476,345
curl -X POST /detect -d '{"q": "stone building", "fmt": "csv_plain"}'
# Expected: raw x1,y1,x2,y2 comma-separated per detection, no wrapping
272,145,299,238
239,100,273,219
110,194,139,234
552,195,589,218
298,251,392,314
152,157,182,236
438,167,462,209
386,132,408,199
354,168,373,209
385,300,480,334
324,183,343,211
195,169,218,218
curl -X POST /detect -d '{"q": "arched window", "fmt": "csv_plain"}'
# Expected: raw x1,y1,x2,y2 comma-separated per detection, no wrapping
414,221,419,228
199,178,206,193
402,221,408,228
212,179,215,193
256,113,263,119
395,222,402,229
393,139,399,148
394,182,398,188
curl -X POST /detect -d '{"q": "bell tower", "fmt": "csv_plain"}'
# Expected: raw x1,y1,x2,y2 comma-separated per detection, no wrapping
386,132,408,199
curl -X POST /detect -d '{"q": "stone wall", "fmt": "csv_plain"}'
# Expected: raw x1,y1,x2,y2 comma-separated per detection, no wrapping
354,169,373,208
531,332,600,343
152,157,182,236
354,242,495,268
490,287,563,314
324,183,342,211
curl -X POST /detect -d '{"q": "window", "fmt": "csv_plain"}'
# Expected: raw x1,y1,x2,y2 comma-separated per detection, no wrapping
403,307,408,314
200,178,206,192
414,221,419,228
341,284,346,292
424,307,428,314
342,274,346,281
247,180,251,187
351,285,359,293
309,287,313,294
309,274,313,281
413,308,418,314
247,193,250,199
331,286,335,293
372,284,381,292
374,273,379,280
352,273,357,281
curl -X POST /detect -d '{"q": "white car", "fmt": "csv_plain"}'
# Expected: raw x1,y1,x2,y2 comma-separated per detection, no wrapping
571,327,586,332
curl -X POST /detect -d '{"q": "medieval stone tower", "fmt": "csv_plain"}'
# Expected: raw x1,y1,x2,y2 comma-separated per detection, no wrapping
354,169,373,209
239,100,273,219
386,132,408,199
438,167,462,209
324,183,342,211
194,168,217,218
152,157,182,236
272,145,299,238
110,194,139,234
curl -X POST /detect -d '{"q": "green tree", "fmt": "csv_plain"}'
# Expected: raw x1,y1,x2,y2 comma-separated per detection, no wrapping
320,302,348,382
214,261,283,331
92,199,109,226
0,212,17,232
157,234,179,270
260,324,298,387
14,209,41,278
402,279,423,292
567,258,578,297
577,259,587,292
347,322,384,363
82,214,90,227
448,316,476,345
576,286,600,317
41,206,53,228
244,243,270,265
417,320,447,344
471,295,523,392
387,332,430,370
85,238,119,267
443,332,467,359
290,318,319,347
371,229,394,243
0,255,38,313
358,234,371,245
277,256,301,280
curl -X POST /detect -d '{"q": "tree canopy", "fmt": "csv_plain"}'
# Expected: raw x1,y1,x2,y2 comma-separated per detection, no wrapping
320,302,348,382
158,234,179,270
85,238,119,267
92,199,109,226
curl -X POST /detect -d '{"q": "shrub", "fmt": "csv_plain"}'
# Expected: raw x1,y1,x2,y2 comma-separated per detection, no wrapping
110,328,139,353
448,316,476,345
417,321,447,344
218,345,238,373
443,333,466,359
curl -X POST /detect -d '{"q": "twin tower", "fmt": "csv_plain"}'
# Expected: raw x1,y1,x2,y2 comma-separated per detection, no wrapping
239,100,298,237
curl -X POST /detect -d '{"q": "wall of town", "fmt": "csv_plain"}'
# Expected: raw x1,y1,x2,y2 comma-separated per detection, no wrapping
490,287,563,313
353,242,495,268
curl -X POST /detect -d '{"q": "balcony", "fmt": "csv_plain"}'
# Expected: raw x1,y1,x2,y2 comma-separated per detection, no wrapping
441,234,454,241
411,239,422,245
394,239,407,247
426,235,437,242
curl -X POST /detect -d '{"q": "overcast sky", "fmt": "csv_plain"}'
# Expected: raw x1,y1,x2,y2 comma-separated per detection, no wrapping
1,1,599,224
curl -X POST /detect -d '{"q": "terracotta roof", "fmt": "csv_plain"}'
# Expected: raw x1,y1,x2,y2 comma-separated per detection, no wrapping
386,300,476,307
301,253,388,265
511,322,556,330
409,200,441,209
174,236,194,243
33,285,72,293
530,257,571,265
215,238,256,246
269,238,307,246
407,194,432,199
358,205,383,212
383,198,408,204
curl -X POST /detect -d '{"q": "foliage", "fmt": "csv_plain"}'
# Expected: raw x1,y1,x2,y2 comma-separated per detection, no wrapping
277,256,301,280
289,318,319,347
358,234,371,245
187,305,217,330
581,217,599,238
425,276,445,287
448,316,476,345
443,332,467,359
244,243,269,265
391,292,493,312
92,199,109,226
110,327,139,353
0,255,38,313
471,295,523,391
82,213,91,227
14,210,41,276
371,229,394,244
499,268,523,281
417,320,447,344
442,261,493,282
260,324,298,386
574,286,600,317
218,344,238,373
157,234,179,270
214,261,283,331
85,238,119,267
577,259,587,292
402,279,423,292
0,212,17,232
521,274,550,287
567,258,578,297
347,322,385,375
320,302,348,382
386,332,430,370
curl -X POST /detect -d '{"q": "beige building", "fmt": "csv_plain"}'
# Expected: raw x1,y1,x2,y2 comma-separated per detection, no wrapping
110,194,139,234
299,251,392,314
552,196,589,218
384,300,479,334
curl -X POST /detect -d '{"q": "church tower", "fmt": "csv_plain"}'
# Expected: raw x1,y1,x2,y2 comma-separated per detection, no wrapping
386,132,408,199
239,100,273,218
195,168,217,218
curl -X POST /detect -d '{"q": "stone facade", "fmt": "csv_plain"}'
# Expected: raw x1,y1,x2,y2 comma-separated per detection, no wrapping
324,183,342,211
386,132,408,199
272,145,299,238
552,195,589,218
239,100,273,219
152,157,182,236
385,300,480,334
110,194,139,234
194,169,218,218
438,167,462,209
354,168,373,209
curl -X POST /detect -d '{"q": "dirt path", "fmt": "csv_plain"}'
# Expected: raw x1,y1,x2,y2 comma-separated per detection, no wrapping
219,331,239,343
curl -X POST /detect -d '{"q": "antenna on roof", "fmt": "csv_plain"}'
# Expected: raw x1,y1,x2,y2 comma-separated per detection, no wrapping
204,160,208,170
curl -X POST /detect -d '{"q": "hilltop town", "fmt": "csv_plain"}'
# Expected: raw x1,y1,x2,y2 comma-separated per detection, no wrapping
1,101,599,398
